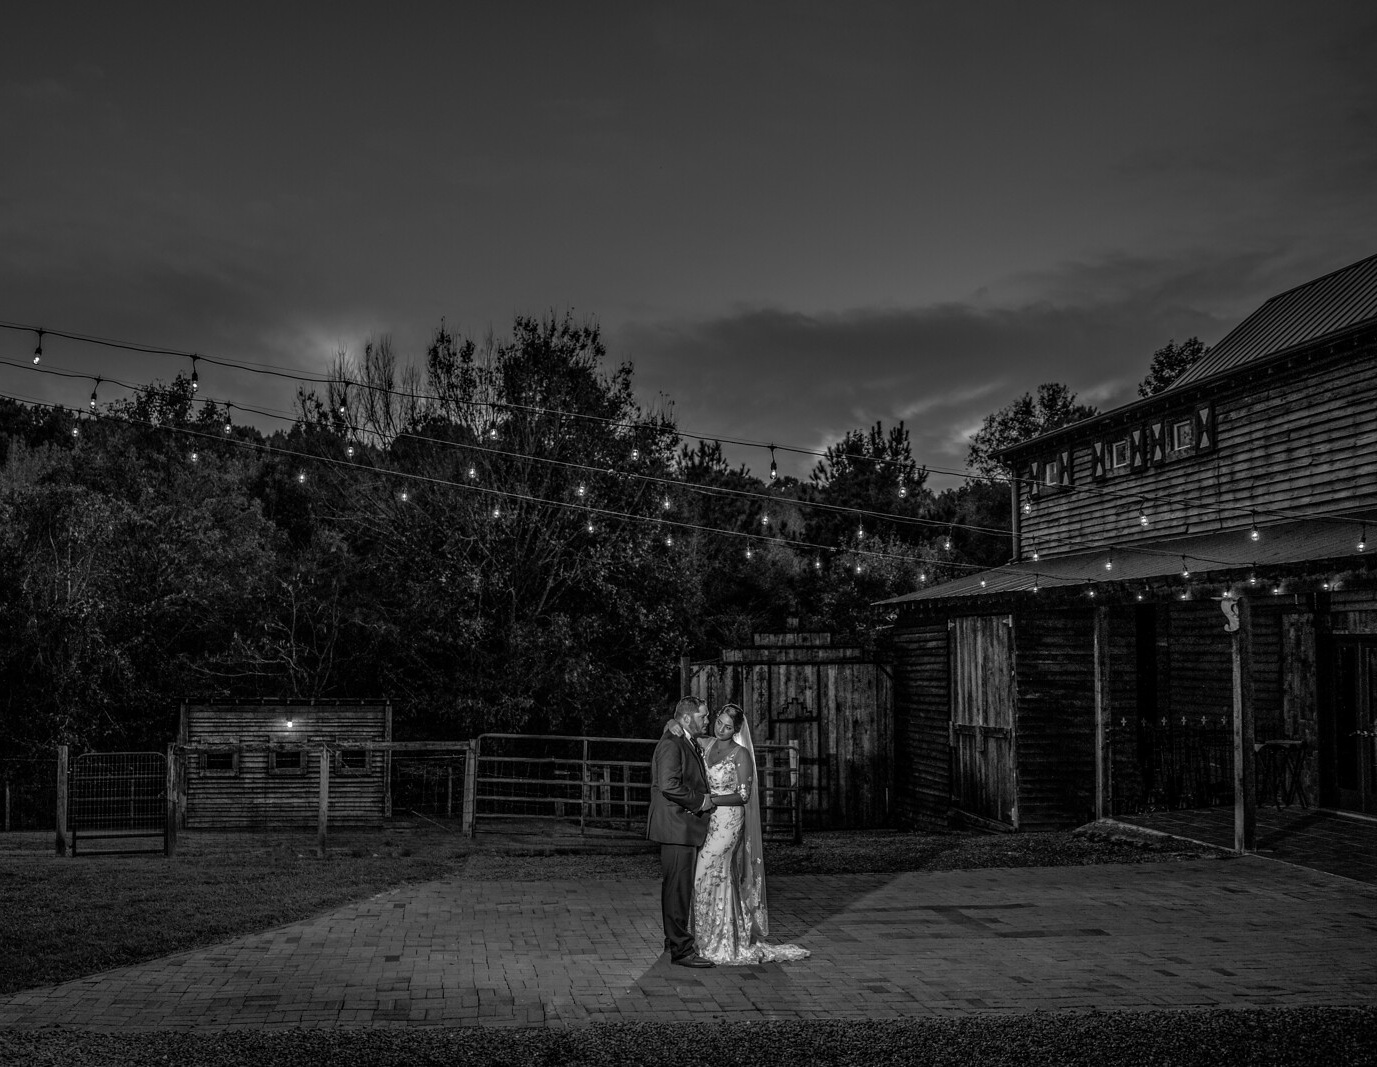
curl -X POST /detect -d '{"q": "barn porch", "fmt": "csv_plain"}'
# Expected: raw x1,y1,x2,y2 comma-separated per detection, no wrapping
883,510,1377,843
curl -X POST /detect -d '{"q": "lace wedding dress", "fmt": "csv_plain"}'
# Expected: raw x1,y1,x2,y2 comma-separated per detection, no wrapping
691,722,810,966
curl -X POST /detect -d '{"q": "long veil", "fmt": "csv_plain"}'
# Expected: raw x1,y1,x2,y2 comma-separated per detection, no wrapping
734,712,769,941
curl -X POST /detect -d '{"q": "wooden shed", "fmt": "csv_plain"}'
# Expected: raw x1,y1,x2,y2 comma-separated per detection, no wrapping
688,628,893,828
177,700,391,830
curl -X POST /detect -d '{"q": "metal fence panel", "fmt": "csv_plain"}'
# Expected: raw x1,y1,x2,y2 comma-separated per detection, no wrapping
70,751,168,855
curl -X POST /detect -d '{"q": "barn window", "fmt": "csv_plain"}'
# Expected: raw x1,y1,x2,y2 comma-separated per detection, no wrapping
1170,418,1194,453
1111,439,1129,469
336,748,370,774
202,749,240,776
269,748,307,775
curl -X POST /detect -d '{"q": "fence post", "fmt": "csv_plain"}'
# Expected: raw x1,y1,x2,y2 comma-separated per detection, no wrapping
764,748,776,836
317,744,330,858
55,745,69,857
789,740,803,845
1232,596,1257,853
461,739,478,837
165,745,178,857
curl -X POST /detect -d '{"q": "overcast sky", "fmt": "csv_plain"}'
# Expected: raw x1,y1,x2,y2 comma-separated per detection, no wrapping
3,2,1375,486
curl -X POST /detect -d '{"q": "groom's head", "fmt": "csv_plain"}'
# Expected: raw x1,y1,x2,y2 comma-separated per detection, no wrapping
673,696,709,738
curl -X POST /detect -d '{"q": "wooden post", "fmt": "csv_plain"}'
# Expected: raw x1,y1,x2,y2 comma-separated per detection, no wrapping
1092,606,1112,821
680,655,691,697
55,745,70,856
789,740,803,845
165,745,178,857
1232,596,1257,853
317,744,330,858
461,739,478,838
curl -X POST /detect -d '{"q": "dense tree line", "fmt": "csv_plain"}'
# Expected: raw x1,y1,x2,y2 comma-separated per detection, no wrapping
0,314,1008,757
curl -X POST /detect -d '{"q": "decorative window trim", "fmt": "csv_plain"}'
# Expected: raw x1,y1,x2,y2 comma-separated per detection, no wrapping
198,748,240,777
268,748,307,776
1170,417,1195,454
1110,438,1129,469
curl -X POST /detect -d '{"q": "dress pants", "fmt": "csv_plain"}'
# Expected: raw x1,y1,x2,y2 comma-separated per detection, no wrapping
660,842,697,959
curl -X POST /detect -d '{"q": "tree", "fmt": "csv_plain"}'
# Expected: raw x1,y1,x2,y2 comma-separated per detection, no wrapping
966,383,1098,482
806,421,932,548
1138,337,1209,397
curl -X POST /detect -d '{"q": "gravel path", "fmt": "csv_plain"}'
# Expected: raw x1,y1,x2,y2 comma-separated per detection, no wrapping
4,1009,1375,1066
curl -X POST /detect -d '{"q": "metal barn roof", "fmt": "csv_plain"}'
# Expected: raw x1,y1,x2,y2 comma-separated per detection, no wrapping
1171,252,1377,389
878,511,1376,606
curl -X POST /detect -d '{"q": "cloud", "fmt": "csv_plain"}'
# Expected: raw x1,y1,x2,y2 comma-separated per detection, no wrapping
612,247,1314,486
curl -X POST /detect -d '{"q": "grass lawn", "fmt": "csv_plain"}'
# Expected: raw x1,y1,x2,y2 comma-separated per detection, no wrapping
0,828,468,996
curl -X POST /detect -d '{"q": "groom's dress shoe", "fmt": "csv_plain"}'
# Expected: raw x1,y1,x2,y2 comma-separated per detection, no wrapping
672,954,715,968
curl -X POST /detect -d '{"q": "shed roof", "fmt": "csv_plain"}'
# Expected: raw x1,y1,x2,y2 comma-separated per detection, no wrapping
878,510,1376,606
1170,252,1377,389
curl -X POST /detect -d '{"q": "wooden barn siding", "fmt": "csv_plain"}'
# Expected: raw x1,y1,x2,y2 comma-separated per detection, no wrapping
1106,607,1142,812
182,704,389,830
689,659,892,827
889,621,950,829
1014,610,1097,831
1016,345,1377,556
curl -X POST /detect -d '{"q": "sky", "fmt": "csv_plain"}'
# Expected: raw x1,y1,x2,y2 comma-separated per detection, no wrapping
3,1,1376,488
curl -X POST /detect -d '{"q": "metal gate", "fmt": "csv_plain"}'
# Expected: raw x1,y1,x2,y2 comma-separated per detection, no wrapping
470,733,801,841
70,751,168,856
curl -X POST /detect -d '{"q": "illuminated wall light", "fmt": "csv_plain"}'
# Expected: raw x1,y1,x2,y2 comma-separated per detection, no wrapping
33,328,43,364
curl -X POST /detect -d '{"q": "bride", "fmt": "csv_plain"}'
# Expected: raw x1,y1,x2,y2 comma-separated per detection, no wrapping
691,703,810,965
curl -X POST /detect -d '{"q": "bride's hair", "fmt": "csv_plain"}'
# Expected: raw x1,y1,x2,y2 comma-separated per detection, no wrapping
718,703,745,734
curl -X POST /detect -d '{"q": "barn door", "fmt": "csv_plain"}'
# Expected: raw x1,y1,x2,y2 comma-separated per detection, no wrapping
1332,639,1377,815
950,615,1018,828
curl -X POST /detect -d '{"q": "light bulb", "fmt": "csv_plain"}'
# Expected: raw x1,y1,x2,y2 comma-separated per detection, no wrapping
577,484,586,498
492,506,500,519
899,484,908,498
631,448,640,461
297,471,306,484
346,444,355,458
190,451,199,463
662,496,671,511
468,466,477,480
33,329,43,364
1139,511,1149,528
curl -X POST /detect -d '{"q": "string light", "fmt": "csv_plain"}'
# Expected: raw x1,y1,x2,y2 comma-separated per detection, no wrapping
1139,502,1149,528
468,465,477,480
223,404,232,435
586,518,595,534
1104,551,1113,572
338,385,348,416
1360,525,1368,552
1181,556,1190,579
898,481,908,499
854,562,862,575
664,533,674,547
662,496,671,511
1032,577,1040,593
630,447,639,461
943,529,953,551
1249,514,1260,542
576,484,586,498
1248,567,1258,586
32,329,44,365
979,578,987,588
492,506,501,519
190,356,199,392
1135,589,1144,601
297,471,306,484
745,544,754,561
761,513,770,528
346,443,355,459
813,556,822,571
856,522,864,540
89,378,100,410
190,450,199,463
768,445,777,481
398,489,409,502
71,423,79,438
919,572,928,583
1030,544,1040,562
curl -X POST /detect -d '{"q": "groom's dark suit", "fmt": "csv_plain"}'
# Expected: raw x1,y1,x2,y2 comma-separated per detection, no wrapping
646,721,712,961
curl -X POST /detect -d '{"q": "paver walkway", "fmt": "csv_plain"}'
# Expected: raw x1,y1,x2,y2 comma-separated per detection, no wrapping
3,857,1375,1029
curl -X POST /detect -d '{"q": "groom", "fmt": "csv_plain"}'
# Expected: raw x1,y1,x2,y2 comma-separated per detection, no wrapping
646,695,718,968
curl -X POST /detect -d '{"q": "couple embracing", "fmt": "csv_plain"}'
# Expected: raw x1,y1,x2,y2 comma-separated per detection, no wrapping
646,696,810,968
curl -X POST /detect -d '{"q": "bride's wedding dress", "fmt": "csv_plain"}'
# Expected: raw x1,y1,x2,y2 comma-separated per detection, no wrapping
691,725,810,966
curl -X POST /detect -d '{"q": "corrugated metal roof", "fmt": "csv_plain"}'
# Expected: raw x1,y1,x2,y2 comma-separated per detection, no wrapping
1171,253,1377,389
878,511,1376,605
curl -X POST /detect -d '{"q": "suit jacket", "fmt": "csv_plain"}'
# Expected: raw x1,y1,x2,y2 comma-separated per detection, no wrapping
645,722,712,847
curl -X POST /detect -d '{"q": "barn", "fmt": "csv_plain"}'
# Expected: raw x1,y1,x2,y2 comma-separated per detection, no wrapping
178,700,392,830
884,253,1377,837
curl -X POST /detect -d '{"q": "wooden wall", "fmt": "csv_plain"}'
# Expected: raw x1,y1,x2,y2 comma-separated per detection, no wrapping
179,703,390,830
1011,341,1377,557
1013,609,1097,831
888,621,950,829
689,634,893,828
